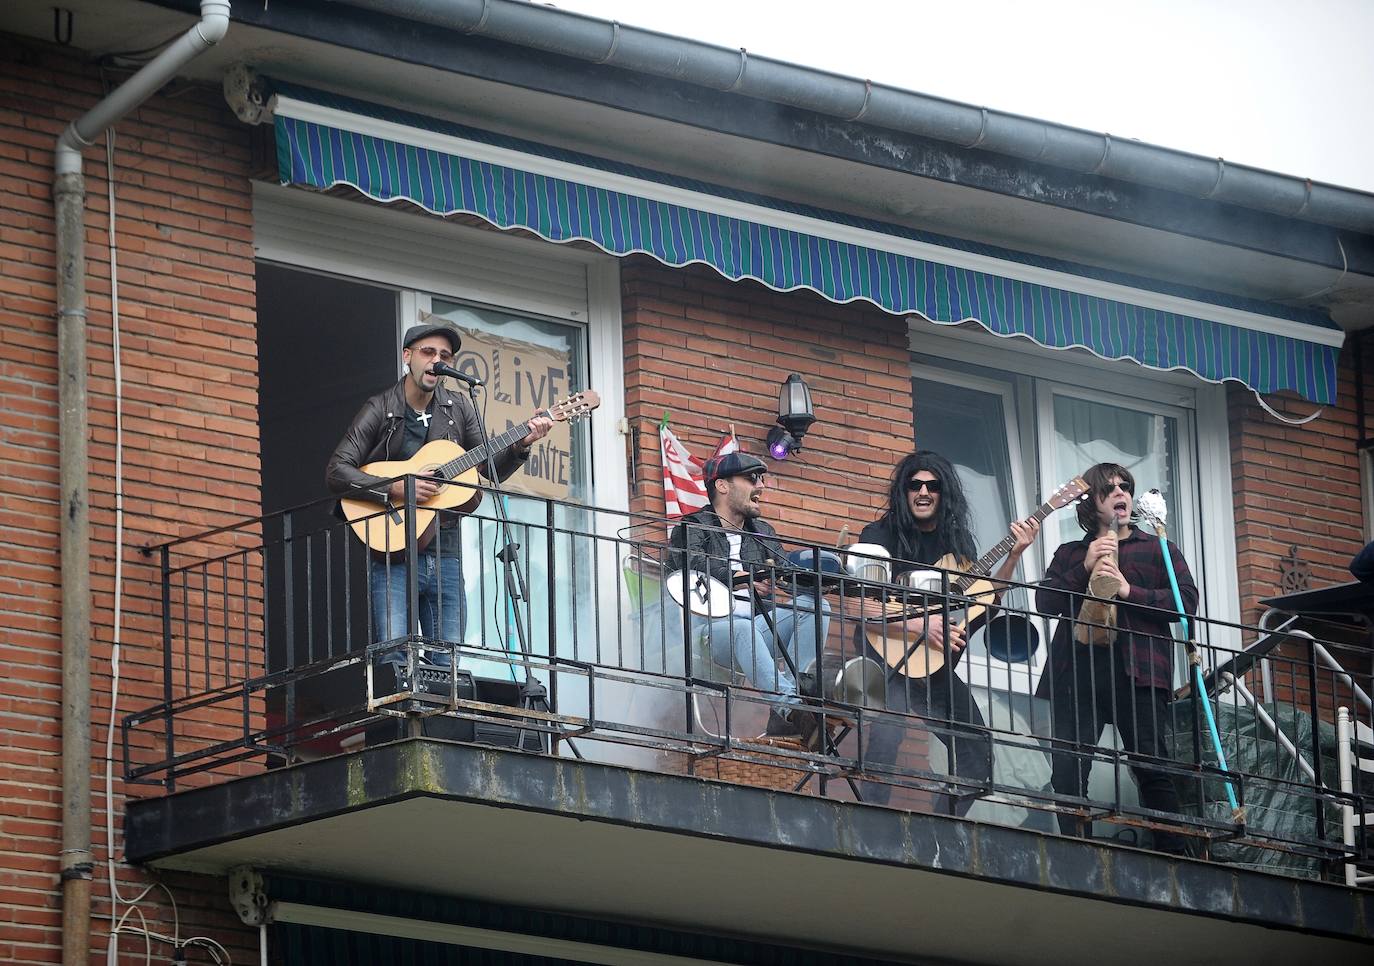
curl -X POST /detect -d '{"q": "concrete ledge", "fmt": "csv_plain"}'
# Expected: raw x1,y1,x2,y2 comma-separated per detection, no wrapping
125,740,1372,958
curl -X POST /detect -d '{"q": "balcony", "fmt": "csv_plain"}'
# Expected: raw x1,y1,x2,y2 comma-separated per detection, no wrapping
121,482,1374,962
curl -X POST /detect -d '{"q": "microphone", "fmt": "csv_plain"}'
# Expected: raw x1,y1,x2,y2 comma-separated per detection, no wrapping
429,361,484,387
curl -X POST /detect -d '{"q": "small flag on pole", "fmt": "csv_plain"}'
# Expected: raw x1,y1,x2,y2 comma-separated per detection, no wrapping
712,428,740,459
660,424,709,519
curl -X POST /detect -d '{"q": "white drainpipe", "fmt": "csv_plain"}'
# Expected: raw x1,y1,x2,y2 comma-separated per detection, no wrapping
52,3,230,963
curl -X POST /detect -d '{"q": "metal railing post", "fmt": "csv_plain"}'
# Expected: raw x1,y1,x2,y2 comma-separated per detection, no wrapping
403,476,417,642
1307,637,1327,844
159,545,175,792
282,512,297,744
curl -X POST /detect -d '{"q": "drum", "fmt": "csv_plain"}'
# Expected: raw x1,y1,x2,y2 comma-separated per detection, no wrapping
665,569,734,619
800,656,886,708
982,613,1040,664
843,543,891,584
902,568,944,594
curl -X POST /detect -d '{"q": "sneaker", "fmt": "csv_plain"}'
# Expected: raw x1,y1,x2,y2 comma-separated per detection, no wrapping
762,708,803,739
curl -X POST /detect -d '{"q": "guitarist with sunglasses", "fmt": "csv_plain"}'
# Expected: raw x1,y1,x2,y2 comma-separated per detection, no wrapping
326,319,552,653
857,450,1040,813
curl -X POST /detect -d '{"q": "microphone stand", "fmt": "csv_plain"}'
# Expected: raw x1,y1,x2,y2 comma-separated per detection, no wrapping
464,381,583,760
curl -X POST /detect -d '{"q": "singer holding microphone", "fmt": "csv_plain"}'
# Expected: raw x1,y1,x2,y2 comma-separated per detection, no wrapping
1036,463,1197,855
325,318,552,648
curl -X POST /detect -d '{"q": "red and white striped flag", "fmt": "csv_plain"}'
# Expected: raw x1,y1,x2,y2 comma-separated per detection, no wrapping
712,429,739,458
660,424,709,518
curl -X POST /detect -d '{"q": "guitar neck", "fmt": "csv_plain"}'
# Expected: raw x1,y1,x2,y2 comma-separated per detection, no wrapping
958,499,1058,588
439,411,546,479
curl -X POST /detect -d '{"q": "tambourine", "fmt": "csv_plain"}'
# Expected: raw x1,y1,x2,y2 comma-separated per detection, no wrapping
665,569,735,619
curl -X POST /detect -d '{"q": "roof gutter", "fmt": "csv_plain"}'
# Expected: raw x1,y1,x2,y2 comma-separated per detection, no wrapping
334,0,1374,236
51,2,229,962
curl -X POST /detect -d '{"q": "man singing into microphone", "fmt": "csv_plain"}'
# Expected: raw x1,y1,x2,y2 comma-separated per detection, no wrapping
326,318,553,649
1037,462,1196,855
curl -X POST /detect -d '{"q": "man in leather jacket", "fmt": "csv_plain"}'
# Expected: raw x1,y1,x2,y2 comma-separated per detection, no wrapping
668,452,830,746
326,320,552,653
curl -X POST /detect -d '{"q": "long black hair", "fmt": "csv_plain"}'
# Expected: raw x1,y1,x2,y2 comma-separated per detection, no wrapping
876,450,977,563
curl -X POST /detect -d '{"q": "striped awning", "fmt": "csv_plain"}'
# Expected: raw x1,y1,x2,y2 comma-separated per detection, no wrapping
270,85,1342,404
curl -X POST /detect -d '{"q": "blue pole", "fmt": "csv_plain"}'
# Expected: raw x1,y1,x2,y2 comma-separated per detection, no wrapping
1157,531,1240,814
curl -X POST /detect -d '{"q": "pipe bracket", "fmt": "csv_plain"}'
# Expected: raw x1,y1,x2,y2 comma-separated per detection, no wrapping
60,862,94,882
594,21,621,64
725,48,748,93
847,79,874,123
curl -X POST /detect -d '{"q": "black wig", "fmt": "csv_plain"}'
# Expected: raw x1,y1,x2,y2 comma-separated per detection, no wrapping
875,450,978,564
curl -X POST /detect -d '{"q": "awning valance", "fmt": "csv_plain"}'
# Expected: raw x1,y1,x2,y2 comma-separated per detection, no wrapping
270,85,1342,404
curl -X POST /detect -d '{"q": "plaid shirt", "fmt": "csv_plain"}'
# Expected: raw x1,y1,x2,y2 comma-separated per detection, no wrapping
1037,526,1198,689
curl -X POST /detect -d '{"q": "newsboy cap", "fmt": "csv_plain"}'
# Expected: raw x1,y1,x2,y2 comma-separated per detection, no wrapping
402,321,462,354
703,451,767,487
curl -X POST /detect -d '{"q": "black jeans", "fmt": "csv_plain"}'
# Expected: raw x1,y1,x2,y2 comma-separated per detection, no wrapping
1048,646,1187,853
859,643,992,815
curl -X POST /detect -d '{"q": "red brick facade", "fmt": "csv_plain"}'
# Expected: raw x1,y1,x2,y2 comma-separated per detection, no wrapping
622,256,913,542
1,26,1368,965
1229,357,1365,622
0,36,259,963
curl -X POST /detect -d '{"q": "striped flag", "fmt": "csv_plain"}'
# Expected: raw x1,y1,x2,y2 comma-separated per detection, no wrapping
660,425,709,519
712,430,739,458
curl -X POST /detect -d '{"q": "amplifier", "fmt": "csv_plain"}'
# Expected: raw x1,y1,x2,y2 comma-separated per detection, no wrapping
366,661,547,753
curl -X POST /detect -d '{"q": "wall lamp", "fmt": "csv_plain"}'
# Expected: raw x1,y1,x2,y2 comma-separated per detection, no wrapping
766,373,815,460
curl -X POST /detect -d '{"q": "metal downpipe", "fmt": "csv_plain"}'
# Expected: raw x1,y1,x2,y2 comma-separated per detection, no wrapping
52,3,229,963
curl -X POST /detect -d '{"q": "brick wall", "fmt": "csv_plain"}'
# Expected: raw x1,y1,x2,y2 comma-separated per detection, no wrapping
0,35,260,962
622,257,913,541
1228,349,1369,716
1228,356,1364,620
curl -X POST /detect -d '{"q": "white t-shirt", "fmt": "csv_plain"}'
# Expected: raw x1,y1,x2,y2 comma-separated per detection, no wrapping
725,532,758,618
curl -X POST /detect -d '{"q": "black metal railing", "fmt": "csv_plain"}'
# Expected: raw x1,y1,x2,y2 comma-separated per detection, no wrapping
125,480,1374,881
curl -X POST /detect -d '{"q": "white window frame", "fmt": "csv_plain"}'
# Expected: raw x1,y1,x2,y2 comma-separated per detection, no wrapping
1034,381,1198,568
911,363,1050,690
909,323,1241,639
253,181,628,514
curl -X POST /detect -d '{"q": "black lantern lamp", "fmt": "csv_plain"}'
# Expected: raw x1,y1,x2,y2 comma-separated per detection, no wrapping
766,373,815,460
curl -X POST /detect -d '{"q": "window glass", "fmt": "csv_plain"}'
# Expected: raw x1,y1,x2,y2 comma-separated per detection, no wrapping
424,299,596,679
1048,394,1180,549
913,377,1018,564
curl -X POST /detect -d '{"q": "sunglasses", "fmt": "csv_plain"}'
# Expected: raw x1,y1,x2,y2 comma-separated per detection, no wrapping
741,471,767,486
906,478,942,494
1099,480,1134,497
413,346,454,362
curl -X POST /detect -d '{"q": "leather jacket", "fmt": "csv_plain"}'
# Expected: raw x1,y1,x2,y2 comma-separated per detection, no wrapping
326,377,527,504
668,506,787,586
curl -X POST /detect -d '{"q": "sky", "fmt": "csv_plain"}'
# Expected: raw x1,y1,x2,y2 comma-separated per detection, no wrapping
552,0,1374,193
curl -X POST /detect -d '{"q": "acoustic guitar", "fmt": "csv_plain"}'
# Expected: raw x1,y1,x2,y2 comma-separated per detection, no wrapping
340,390,600,554
865,477,1089,678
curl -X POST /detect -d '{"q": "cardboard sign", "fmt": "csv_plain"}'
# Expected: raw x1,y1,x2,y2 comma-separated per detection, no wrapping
447,323,578,501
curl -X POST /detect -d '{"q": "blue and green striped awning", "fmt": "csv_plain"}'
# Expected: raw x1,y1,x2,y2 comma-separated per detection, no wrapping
271,85,1342,404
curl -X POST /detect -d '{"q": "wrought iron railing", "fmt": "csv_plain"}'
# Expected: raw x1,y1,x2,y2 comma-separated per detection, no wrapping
126,480,1374,881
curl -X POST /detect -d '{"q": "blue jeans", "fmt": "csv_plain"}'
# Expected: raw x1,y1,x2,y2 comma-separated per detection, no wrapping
691,594,830,710
369,552,467,652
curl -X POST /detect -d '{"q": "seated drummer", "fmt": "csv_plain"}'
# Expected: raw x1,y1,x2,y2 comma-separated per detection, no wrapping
668,452,831,748
857,450,1039,813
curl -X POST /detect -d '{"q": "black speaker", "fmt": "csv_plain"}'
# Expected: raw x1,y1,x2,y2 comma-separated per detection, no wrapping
365,663,547,752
